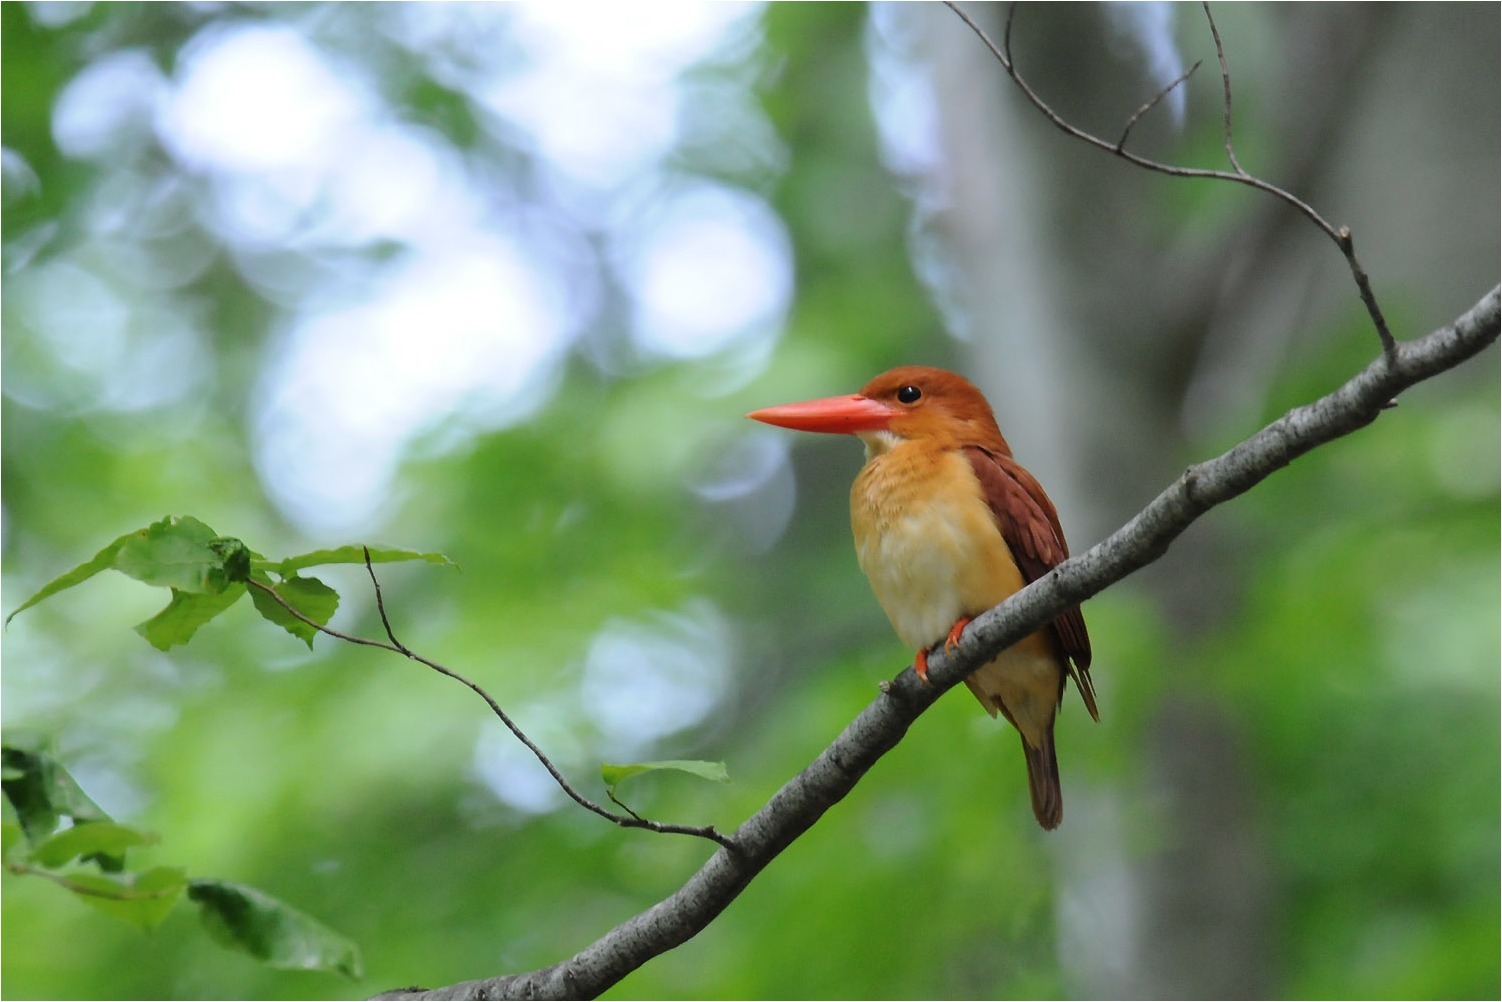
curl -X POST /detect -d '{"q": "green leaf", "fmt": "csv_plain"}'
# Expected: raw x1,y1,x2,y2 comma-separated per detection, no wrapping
134,583,247,651
1,744,112,843
248,574,340,649
188,878,364,979
209,536,252,584
600,759,732,794
5,527,138,625
32,821,156,869
268,545,454,577
69,866,186,930
113,516,241,594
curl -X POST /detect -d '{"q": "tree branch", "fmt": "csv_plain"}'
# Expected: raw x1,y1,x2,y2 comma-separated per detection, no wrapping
373,285,1498,1001
370,8,1499,996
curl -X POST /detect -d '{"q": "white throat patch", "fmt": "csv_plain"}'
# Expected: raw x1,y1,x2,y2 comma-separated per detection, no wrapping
857,429,903,462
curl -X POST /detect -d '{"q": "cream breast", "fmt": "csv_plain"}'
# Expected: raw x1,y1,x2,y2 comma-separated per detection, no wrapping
850,445,1024,650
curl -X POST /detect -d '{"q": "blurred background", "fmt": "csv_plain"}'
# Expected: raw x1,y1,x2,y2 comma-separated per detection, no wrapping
3,3,1497,998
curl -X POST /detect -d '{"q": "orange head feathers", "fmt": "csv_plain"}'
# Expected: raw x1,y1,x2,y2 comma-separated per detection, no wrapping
747,365,1013,455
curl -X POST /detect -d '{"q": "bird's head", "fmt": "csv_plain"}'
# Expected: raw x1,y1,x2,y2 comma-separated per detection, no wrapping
747,365,1009,456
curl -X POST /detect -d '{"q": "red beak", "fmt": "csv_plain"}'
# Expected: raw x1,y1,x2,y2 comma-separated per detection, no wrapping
747,393,899,435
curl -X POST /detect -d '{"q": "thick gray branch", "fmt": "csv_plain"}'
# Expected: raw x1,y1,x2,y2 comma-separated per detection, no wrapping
374,287,1499,1001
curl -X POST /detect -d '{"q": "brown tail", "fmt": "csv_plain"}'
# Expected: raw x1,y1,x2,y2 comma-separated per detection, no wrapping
1020,730,1063,830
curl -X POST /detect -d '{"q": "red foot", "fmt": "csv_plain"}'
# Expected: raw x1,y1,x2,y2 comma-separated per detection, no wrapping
915,616,974,684
943,615,972,654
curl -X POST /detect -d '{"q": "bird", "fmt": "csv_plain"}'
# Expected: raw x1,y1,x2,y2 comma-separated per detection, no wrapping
747,365,1097,829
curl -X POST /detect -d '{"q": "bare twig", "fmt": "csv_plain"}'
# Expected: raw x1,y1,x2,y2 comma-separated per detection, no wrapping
1204,0,1246,175
247,564,735,851
606,790,646,823
941,0,1398,359
1117,59,1202,153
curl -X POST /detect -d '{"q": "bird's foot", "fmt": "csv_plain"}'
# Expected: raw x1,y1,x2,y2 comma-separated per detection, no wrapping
943,615,972,655
914,647,932,685
915,616,973,684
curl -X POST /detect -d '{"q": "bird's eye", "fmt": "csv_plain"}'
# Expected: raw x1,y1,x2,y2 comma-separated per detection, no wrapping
897,385,922,404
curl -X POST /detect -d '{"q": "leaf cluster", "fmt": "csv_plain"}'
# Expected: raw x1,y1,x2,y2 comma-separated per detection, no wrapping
7,514,449,651
3,516,456,978
2,736,361,978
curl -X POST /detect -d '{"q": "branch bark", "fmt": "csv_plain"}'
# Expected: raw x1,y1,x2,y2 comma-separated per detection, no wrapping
374,285,1498,1001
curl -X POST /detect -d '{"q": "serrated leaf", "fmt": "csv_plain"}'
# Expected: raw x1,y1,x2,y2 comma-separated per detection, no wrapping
188,878,363,979
248,574,339,649
269,545,454,577
69,866,186,930
1,745,112,843
113,516,240,594
33,821,156,869
5,527,138,625
134,583,246,651
600,759,731,793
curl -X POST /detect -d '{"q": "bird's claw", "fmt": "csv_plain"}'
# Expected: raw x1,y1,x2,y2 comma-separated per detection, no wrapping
943,615,972,655
915,616,973,684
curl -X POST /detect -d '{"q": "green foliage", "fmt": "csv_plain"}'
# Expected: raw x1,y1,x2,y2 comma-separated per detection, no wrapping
2,740,362,976
112,516,246,593
601,759,730,788
268,546,456,578
65,867,187,932
2,741,117,859
601,760,731,801
8,515,449,651
32,820,156,869
248,574,340,649
188,879,364,980
3,526,138,626
136,583,249,652
0,511,451,981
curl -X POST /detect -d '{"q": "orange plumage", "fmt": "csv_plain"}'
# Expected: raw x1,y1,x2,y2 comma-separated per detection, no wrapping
749,366,1097,829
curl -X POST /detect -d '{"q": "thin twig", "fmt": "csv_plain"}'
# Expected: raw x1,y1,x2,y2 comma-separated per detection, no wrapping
941,1,1398,359
1117,59,1202,153
606,789,647,823
1204,1,1246,176
363,546,408,653
248,566,736,851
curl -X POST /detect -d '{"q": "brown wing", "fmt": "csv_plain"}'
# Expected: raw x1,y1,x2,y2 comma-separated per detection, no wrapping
963,446,1098,721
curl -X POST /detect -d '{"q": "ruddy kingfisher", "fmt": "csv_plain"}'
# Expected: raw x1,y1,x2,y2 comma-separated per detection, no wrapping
748,365,1097,829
